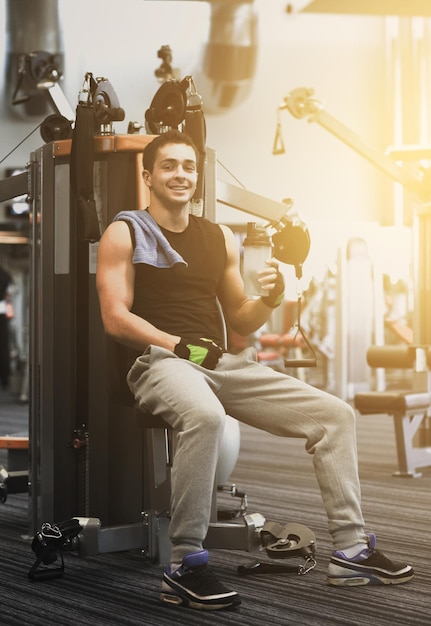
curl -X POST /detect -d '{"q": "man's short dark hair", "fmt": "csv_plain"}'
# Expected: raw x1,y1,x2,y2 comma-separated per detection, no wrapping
143,130,199,173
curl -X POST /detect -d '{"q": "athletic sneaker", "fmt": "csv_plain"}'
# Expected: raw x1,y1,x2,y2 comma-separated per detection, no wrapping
328,533,414,586
160,550,241,610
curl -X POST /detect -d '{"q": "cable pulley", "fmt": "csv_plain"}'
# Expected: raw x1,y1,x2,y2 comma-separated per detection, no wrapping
284,284,317,369
145,80,187,133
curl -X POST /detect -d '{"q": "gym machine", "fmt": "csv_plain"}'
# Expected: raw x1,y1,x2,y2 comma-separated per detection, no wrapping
0,69,317,577
275,87,431,475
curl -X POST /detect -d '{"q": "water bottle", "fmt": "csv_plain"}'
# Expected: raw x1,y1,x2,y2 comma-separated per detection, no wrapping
242,222,273,297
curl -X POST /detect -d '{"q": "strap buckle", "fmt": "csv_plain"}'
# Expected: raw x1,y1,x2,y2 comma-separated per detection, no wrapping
28,518,82,581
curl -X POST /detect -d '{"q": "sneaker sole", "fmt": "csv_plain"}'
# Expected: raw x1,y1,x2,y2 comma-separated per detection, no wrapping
160,591,241,610
327,572,414,587
161,572,241,611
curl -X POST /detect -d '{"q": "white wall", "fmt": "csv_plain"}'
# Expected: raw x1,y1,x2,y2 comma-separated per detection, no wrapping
0,0,403,284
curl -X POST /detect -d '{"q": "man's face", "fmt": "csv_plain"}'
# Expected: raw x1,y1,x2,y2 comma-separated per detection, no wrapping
144,142,198,208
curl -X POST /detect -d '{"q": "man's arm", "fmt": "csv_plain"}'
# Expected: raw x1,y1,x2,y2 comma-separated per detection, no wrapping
217,225,284,337
96,220,180,352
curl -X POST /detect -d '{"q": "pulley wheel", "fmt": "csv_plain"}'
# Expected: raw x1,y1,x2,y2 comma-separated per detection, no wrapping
145,80,187,132
40,114,73,143
272,221,311,267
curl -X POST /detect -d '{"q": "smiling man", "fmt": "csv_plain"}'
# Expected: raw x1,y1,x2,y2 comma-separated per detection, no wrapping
96,130,413,611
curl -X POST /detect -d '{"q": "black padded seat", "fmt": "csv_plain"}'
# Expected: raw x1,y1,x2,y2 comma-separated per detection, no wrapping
134,407,169,429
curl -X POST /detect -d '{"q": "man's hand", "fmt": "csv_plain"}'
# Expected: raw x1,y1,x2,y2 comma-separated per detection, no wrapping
174,337,223,369
259,260,285,308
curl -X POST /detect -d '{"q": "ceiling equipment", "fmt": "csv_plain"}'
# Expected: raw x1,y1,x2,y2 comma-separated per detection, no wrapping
196,1,258,113
5,0,65,118
292,0,431,16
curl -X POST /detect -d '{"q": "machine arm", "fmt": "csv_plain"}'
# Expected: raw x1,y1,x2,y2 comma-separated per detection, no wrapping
280,86,431,345
0,171,28,203
217,180,297,224
216,180,310,272
280,87,427,199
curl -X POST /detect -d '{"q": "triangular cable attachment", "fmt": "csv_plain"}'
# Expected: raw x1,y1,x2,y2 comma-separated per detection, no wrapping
284,284,317,368
272,110,285,155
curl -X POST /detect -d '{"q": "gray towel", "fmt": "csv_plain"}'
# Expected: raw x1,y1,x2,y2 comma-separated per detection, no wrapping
113,210,187,268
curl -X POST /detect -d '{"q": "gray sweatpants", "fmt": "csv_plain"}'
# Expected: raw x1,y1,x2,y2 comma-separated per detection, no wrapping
127,345,366,563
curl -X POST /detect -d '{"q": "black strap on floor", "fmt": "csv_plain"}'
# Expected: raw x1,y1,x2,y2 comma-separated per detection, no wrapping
238,522,317,576
28,518,82,581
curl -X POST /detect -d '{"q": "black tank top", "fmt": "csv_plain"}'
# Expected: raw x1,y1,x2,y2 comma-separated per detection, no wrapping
128,214,227,347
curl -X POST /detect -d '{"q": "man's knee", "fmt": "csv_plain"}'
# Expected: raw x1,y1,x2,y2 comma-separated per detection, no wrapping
183,405,226,437
330,396,357,434
337,398,356,423
316,392,357,431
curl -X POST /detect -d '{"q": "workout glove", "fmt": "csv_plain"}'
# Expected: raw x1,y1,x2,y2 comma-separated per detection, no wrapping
174,337,223,370
261,270,285,308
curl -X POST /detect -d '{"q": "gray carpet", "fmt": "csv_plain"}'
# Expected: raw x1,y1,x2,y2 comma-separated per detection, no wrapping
0,388,430,626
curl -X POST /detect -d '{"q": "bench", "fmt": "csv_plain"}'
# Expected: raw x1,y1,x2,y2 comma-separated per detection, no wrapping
0,434,29,500
354,346,431,477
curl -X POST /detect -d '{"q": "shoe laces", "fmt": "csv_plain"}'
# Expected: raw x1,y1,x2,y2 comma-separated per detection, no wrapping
358,532,377,559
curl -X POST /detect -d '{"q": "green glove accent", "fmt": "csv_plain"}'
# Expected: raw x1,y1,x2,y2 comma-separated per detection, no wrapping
261,270,285,308
174,337,223,370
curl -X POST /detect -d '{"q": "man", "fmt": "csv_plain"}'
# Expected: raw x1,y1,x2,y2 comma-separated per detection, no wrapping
96,130,413,611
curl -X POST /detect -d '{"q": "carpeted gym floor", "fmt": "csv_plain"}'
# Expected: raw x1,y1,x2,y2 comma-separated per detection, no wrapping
0,387,429,626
